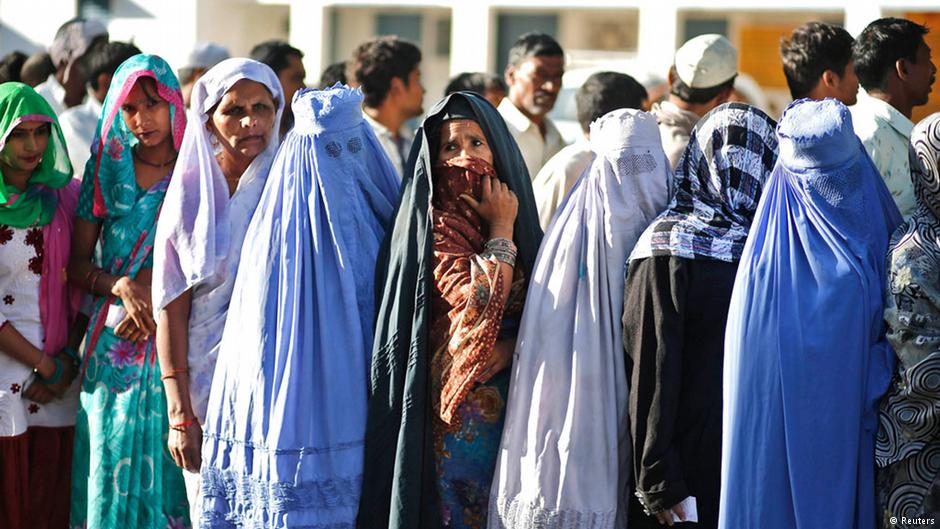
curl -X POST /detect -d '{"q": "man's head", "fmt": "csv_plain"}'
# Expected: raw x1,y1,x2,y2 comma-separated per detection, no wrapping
81,41,141,104
669,34,737,114
444,72,508,108
781,22,858,105
576,72,648,136
854,18,935,108
178,42,230,107
318,61,347,89
20,52,55,88
251,40,305,107
251,40,305,133
504,32,565,122
0,52,27,84
352,37,424,118
49,17,109,97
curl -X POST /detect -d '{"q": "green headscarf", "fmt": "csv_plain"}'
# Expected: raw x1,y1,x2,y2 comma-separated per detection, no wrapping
0,82,73,227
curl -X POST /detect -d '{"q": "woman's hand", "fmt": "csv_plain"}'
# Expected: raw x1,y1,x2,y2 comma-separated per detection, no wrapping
40,353,78,397
479,338,514,383
168,421,202,473
111,276,156,338
22,379,55,404
115,315,149,343
460,174,518,238
654,501,687,526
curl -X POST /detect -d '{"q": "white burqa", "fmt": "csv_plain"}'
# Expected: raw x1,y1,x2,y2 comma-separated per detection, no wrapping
488,109,673,529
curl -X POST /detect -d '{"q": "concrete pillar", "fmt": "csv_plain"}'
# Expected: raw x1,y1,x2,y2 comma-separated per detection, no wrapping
289,0,328,87
449,3,493,75
638,3,679,75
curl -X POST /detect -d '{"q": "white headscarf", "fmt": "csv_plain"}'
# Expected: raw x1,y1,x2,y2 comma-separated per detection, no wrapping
153,58,284,314
489,109,673,528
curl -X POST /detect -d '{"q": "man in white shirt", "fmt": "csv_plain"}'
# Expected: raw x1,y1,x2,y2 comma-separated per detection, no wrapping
59,41,140,178
352,37,424,179
651,34,738,170
533,71,649,230
851,17,936,219
35,17,108,115
498,32,567,180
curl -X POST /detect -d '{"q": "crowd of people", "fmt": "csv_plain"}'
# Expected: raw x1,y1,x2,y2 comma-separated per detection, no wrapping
0,12,938,529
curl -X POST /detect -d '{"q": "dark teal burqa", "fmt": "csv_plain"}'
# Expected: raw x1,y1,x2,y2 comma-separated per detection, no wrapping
358,92,543,528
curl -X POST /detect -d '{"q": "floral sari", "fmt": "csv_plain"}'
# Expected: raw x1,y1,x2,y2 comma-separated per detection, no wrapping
69,54,190,529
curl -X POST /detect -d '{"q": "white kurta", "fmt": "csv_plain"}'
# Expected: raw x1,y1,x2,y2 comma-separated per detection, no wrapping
0,225,78,438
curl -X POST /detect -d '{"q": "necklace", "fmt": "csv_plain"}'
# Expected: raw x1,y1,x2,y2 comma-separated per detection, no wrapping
133,147,177,169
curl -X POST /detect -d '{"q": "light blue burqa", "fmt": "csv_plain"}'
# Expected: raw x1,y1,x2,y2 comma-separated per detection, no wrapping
198,86,400,528
719,98,902,529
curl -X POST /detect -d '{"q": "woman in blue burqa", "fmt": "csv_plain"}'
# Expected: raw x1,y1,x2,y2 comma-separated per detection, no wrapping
358,92,542,528
197,85,400,528
719,98,902,529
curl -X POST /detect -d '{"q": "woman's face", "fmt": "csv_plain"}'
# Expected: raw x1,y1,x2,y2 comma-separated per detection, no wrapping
0,121,50,176
437,119,493,165
121,78,172,148
209,79,276,161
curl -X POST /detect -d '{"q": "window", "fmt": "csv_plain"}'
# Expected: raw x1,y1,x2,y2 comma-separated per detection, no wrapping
496,13,559,74
376,13,422,44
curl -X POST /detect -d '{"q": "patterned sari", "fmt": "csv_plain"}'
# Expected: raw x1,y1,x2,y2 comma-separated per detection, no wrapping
429,157,526,529
69,54,190,529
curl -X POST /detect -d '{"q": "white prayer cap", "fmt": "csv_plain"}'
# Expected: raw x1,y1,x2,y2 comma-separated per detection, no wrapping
183,42,230,70
673,34,737,89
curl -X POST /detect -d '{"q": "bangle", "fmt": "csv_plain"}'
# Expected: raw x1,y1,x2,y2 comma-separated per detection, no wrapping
31,351,44,373
87,269,103,292
62,346,81,363
38,356,64,385
169,418,196,431
92,270,108,294
160,368,189,381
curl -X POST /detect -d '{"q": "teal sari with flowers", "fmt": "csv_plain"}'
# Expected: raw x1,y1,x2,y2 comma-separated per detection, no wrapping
69,54,191,529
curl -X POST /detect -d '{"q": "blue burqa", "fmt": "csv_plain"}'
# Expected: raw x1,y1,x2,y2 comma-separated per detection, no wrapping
198,86,400,528
719,98,902,529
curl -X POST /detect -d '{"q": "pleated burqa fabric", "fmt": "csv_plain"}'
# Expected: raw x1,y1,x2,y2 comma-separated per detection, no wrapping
198,86,400,528
488,109,672,528
719,98,902,529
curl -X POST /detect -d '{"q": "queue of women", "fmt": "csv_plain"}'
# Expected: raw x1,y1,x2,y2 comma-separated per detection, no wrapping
0,50,937,529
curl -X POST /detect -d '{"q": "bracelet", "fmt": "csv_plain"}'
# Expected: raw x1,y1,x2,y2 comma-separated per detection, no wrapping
88,269,104,292
160,368,190,381
169,418,196,431
488,250,516,267
62,346,81,363
38,356,64,385
92,270,109,294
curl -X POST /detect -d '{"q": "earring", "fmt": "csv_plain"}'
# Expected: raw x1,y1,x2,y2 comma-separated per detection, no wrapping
209,134,223,156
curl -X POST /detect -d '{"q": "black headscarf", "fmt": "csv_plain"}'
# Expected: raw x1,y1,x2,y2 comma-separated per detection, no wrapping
358,92,542,528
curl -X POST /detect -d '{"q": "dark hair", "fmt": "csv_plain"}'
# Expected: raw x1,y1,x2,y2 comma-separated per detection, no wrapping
318,61,347,88
21,52,55,87
0,51,27,84
576,72,648,133
250,40,304,75
781,22,855,99
506,32,564,70
352,36,422,108
669,65,736,104
854,17,929,91
128,76,161,105
444,72,506,96
81,41,141,90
